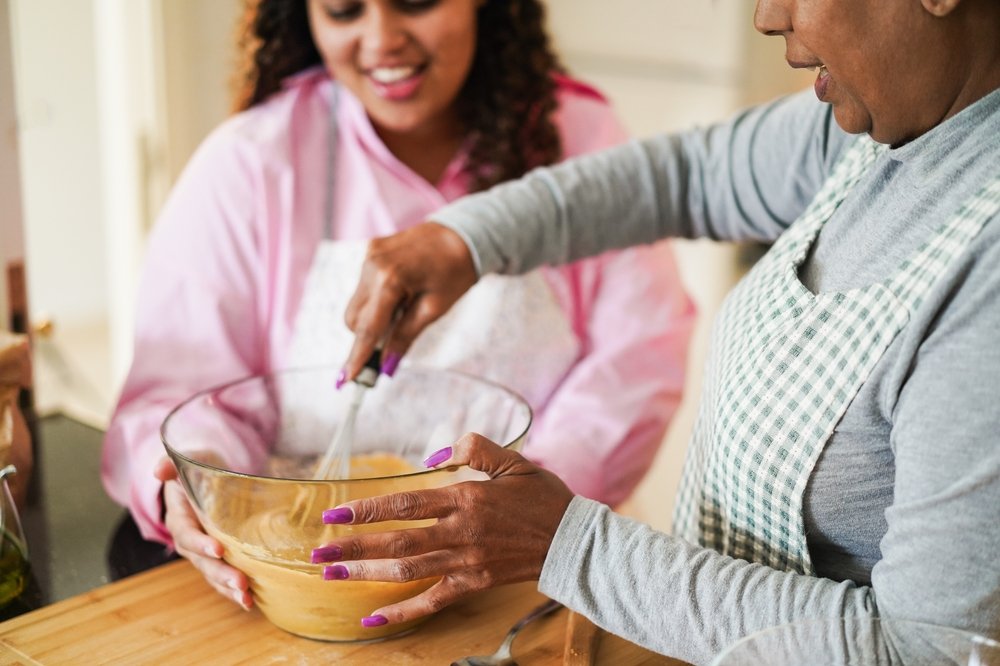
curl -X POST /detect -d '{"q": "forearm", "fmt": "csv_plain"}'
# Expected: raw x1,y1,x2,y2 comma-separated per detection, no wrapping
435,91,850,277
539,498,878,665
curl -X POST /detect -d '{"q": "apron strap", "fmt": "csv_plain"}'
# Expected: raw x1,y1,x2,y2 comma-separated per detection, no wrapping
324,83,340,241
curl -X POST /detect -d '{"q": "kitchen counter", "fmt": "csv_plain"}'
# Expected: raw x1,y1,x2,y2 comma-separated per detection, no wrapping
0,559,686,664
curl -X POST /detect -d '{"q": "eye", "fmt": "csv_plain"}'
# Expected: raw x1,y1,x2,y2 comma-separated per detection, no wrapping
321,0,364,22
394,0,440,14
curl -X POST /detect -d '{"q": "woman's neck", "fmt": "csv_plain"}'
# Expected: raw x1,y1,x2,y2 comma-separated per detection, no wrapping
375,118,466,186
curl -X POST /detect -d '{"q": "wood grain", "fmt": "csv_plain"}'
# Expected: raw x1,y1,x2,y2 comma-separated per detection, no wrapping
0,560,687,665
563,610,602,665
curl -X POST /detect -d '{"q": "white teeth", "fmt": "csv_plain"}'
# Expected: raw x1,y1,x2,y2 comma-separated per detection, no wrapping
370,66,417,83
818,65,828,77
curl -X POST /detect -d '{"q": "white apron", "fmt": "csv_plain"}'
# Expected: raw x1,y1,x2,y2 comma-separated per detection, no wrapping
277,84,580,457
673,137,1000,575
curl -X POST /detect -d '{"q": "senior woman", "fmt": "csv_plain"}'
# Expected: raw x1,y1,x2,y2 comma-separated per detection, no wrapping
317,0,1000,662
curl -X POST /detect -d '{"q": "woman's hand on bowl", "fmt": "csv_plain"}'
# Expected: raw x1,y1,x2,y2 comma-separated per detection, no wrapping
154,455,253,610
311,433,574,627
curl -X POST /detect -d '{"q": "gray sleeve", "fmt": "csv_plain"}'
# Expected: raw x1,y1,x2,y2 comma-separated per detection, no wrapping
434,90,852,276
539,498,878,665
872,224,1000,638
537,227,1000,665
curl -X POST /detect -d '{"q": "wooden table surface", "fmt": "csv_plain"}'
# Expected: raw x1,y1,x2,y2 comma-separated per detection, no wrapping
0,560,685,665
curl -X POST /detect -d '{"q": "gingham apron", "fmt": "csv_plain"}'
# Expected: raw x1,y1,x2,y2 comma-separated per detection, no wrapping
279,84,580,454
673,136,1000,575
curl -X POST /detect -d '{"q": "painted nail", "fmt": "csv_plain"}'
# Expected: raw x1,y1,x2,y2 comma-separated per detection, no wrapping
322,507,354,524
422,446,453,468
361,614,388,628
335,369,347,390
323,564,350,580
311,545,343,563
380,352,401,378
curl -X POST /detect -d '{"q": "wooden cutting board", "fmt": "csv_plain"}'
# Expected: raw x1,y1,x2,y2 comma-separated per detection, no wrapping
0,560,686,665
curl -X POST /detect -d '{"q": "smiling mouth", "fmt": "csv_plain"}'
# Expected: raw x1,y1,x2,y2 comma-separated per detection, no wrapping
366,64,427,101
369,65,422,84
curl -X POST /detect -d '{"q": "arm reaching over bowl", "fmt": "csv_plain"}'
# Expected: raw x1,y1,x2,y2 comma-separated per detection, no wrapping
312,434,574,626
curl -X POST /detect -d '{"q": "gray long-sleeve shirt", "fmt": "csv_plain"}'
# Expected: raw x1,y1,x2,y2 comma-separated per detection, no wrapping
433,89,1000,664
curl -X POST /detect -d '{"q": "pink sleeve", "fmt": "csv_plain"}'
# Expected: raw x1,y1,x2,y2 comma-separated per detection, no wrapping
532,249,695,506
524,82,696,506
101,124,272,545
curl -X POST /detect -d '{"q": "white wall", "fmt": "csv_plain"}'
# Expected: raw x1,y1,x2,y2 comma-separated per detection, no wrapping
8,0,240,425
160,0,242,188
10,0,107,329
0,0,25,324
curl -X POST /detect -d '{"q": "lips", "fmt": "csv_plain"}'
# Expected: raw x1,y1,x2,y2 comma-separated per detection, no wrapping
814,65,831,102
788,60,832,103
367,64,426,101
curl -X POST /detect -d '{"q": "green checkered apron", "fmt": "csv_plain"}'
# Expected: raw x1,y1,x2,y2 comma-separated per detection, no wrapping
673,136,1000,575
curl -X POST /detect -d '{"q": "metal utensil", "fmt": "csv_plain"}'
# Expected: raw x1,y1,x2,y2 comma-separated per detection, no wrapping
451,599,564,666
288,354,380,526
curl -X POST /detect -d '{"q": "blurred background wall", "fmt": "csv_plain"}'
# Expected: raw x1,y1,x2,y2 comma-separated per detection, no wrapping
4,0,810,528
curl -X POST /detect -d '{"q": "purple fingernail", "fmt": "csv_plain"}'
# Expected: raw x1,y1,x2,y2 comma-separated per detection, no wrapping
362,614,388,628
335,370,347,390
422,446,453,468
323,506,354,524
311,545,343,563
380,352,401,378
323,564,350,580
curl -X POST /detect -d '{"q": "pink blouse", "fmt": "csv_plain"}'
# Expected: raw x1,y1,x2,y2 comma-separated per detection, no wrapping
102,68,695,544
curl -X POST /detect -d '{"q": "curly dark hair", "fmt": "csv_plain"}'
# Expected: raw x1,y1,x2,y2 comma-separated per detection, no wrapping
233,0,565,192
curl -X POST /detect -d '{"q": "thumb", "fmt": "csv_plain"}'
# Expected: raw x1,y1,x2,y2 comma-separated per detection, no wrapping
424,432,535,479
154,456,179,482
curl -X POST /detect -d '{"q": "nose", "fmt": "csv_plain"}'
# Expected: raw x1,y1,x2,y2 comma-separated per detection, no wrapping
360,4,408,55
753,0,791,37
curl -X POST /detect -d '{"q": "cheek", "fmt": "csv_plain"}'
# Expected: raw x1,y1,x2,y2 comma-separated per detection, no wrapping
315,35,357,79
432,28,477,84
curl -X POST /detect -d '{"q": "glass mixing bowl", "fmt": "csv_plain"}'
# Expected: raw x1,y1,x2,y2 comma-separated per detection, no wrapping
160,365,532,642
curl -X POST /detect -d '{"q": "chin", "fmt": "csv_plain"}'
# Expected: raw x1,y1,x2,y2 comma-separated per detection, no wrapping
832,106,877,141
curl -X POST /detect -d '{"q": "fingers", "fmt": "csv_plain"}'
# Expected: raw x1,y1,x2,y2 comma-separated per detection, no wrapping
325,485,457,526
427,433,538,480
362,575,488,626
341,223,478,382
161,479,252,610
153,456,177,482
378,293,445,362
322,548,460,586
364,576,480,626
342,285,407,382
342,240,411,382
323,435,537,528
312,523,455,564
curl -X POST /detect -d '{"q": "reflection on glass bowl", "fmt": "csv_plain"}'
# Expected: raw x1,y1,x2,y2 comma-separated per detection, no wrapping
160,365,532,642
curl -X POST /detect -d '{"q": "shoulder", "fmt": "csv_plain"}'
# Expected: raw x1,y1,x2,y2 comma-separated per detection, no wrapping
551,74,630,157
199,66,330,169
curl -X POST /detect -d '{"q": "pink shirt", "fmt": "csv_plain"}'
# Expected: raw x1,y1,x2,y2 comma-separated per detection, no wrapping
102,68,695,544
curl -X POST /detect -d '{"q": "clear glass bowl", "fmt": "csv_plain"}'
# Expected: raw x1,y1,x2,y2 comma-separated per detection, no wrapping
160,365,531,642
710,617,1000,666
